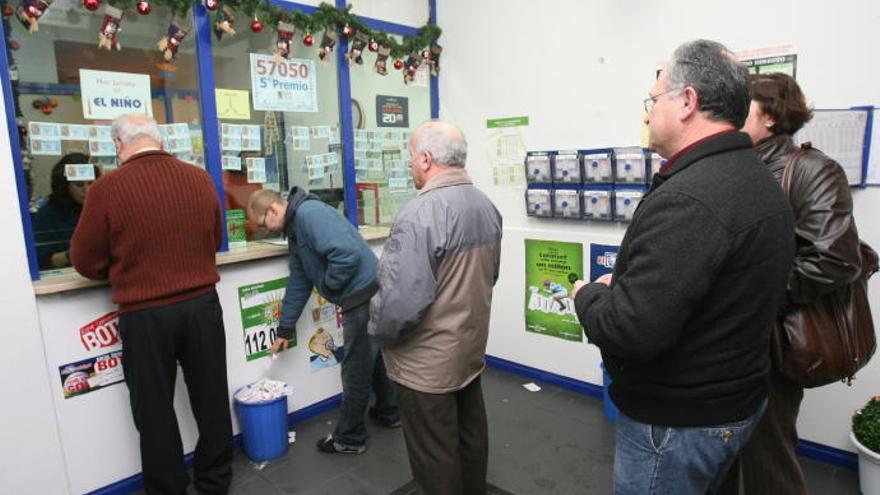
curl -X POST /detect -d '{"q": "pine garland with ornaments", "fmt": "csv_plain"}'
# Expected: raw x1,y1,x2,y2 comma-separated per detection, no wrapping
9,0,441,77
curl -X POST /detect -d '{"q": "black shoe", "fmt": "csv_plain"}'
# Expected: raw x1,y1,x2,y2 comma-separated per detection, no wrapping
368,406,402,428
316,434,366,454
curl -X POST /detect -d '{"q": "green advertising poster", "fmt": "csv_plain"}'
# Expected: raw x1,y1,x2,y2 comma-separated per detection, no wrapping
226,209,247,248
238,278,294,361
524,239,584,342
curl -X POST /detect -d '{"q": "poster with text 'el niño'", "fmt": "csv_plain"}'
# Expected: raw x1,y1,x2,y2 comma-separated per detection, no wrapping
524,239,583,342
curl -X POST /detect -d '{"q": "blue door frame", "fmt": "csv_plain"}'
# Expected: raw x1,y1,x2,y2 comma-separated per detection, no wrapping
0,0,440,280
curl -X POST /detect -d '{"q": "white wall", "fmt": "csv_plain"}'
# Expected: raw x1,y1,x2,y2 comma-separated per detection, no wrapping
0,81,69,492
439,0,880,452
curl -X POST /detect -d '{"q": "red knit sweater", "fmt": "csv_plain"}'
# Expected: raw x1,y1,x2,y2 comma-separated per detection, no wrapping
71,150,223,312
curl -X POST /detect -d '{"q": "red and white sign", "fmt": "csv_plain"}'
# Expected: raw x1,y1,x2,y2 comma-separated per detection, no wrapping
80,311,120,352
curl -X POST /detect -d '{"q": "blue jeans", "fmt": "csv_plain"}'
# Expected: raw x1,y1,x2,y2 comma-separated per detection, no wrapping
333,302,399,447
614,399,767,495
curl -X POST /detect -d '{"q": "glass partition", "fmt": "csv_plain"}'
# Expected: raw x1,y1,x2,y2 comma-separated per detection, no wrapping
348,38,430,226
211,12,343,245
6,3,204,275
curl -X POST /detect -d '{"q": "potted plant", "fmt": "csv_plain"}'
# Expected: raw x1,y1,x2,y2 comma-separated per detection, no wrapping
852,396,880,494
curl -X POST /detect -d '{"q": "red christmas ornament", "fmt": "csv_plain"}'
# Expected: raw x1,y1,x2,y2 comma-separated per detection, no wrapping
250,18,262,32
3,5,15,16
82,0,100,11
421,49,430,60
202,0,219,10
136,1,151,15
393,59,403,70
368,40,378,52
41,105,52,115
302,33,314,46
406,68,415,77
342,24,353,37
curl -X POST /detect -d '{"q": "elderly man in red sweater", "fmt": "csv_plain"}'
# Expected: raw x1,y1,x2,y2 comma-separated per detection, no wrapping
71,114,232,495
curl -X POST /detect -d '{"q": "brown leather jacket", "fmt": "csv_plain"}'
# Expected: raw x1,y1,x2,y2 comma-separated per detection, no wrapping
755,134,862,307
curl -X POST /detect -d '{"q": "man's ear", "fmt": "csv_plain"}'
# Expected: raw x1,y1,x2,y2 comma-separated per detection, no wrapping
680,86,699,121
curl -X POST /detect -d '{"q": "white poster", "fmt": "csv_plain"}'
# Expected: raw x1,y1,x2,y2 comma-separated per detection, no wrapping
250,54,317,113
79,69,152,120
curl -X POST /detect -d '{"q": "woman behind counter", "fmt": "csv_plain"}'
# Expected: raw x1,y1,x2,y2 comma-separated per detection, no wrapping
33,153,102,270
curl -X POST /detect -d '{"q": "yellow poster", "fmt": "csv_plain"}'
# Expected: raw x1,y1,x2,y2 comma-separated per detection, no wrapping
215,89,251,120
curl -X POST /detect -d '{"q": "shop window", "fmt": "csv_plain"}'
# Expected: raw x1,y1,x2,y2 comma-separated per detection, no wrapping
348,39,430,226
5,4,204,276
211,12,343,245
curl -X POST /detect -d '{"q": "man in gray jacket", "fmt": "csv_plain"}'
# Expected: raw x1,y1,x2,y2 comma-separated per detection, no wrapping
369,120,503,495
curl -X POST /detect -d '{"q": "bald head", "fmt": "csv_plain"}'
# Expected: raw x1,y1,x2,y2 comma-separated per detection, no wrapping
247,189,283,217
411,120,468,168
111,114,163,161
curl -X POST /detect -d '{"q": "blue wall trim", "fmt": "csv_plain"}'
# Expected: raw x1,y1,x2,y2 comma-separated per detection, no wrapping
485,354,603,399
429,0,439,119
86,393,343,495
796,438,858,471
193,2,228,251
335,0,358,227
0,18,40,280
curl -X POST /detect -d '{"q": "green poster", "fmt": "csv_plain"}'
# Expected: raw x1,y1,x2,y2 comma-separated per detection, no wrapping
226,209,247,248
238,278,294,361
524,239,584,342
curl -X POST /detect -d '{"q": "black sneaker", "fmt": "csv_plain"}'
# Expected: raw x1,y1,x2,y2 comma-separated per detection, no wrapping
316,434,366,455
368,406,402,429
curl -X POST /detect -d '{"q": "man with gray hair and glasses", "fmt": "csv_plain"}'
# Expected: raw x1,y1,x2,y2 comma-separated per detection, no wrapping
369,120,502,495
571,40,795,494
71,114,233,494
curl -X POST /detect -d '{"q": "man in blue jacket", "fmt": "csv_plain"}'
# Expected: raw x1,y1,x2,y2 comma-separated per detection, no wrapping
247,187,399,454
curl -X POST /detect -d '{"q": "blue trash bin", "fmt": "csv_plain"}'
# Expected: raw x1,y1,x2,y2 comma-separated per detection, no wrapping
234,387,289,462
600,363,619,423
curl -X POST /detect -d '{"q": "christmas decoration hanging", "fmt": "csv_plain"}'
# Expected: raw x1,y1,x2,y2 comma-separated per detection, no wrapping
82,0,99,12
250,16,262,32
202,0,219,11
302,32,313,47
402,50,420,84
213,4,235,41
16,0,53,33
135,0,150,15
97,5,124,51
347,30,368,65
157,18,189,61
317,28,336,62
273,21,295,61
393,59,403,70
373,44,390,75
341,23,353,37
427,42,442,76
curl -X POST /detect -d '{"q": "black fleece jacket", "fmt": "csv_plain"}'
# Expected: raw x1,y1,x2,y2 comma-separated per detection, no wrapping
575,131,795,427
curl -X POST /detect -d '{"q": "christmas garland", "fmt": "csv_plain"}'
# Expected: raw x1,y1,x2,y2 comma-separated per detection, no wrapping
12,0,441,79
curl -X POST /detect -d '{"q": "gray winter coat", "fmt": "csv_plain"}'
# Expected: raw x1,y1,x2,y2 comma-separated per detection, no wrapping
368,168,502,393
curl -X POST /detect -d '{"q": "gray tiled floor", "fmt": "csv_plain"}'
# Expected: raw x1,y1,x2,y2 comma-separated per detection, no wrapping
139,366,861,494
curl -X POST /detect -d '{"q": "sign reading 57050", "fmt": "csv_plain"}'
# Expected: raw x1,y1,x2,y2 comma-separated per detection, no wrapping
250,53,318,113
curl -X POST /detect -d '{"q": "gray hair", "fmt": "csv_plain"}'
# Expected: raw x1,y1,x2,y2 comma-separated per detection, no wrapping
111,114,163,144
666,39,751,128
413,120,468,167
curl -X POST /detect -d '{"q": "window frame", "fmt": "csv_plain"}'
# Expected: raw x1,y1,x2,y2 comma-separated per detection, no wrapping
1,0,439,280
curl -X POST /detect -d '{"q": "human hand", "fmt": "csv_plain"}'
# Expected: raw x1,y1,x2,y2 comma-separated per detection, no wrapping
572,280,588,298
271,337,289,357
596,273,613,286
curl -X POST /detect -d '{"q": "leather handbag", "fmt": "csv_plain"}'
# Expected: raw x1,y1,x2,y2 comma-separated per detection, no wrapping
773,143,879,388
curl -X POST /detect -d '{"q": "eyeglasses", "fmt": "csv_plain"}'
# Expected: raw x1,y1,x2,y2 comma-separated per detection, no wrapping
643,87,680,113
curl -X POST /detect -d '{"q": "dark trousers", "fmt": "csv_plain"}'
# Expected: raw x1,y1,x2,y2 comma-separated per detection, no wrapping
396,375,488,495
717,367,806,495
333,302,399,446
119,291,234,495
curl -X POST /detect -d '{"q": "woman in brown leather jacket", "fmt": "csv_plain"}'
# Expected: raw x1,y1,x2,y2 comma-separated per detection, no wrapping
720,73,862,494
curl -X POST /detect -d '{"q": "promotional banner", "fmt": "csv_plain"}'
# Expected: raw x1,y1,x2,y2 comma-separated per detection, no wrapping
306,293,344,373
524,239,584,342
589,244,619,282
79,311,120,353
239,278,290,361
79,69,152,120
59,351,124,399
250,54,317,112
375,95,409,128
